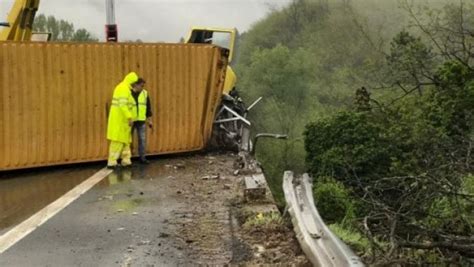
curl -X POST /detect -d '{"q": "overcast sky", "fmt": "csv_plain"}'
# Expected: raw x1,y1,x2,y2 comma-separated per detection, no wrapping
0,0,292,42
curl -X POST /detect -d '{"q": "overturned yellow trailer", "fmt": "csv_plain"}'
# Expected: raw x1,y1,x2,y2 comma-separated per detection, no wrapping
0,42,229,170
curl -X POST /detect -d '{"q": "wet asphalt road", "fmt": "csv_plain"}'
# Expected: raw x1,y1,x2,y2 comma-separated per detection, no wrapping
0,154,311,266
0,165,101,236
0,160,191,266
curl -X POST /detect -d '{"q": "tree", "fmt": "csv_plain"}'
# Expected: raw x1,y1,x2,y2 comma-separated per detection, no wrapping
305,2,474,264
238,44,312,203
235,0,384,206
235,0,471,263
33,14,98,42
72,29,96,42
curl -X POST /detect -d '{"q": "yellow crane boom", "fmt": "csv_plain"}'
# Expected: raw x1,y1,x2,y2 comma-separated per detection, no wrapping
0,0,40,41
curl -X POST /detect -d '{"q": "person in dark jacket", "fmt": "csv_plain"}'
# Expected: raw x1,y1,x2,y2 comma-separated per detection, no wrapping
130,78,153,164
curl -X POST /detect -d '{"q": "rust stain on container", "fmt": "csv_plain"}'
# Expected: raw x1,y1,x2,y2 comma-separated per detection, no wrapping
0,42,227,170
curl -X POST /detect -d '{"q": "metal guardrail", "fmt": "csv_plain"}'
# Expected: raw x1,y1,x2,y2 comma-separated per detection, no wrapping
283,171,365,267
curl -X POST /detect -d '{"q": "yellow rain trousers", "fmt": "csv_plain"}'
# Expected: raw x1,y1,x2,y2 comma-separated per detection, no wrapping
107,72,139,167
107,141,132,167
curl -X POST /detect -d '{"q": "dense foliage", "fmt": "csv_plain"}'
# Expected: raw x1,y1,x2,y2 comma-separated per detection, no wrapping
237,0,473,264
236,0,387,205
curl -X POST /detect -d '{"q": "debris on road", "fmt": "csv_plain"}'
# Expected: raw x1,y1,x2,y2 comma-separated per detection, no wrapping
161,153,309,266
138,240,151,246
201,174,220,180
174,163,186,170
159,232,170,238
0,153,308,266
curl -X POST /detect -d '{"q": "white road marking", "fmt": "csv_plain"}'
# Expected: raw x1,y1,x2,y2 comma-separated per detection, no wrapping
0,168,112,254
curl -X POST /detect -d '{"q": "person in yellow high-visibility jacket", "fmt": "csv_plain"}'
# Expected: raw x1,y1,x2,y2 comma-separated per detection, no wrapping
107,72,143,168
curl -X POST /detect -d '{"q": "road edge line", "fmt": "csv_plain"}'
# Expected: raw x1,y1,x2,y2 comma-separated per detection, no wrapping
0,168,112,254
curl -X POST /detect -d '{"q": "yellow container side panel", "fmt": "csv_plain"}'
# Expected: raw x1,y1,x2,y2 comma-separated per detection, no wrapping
0,42,227,170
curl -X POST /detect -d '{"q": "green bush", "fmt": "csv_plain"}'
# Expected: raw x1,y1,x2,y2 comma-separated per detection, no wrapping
329,223,373,254
304,28,473,262
313,177,356,224
305,112,395,187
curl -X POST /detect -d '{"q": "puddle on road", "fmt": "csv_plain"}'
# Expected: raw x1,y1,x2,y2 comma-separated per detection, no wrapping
0,156,207,234
0,165,101,234
95,162,175,213
96,158,190,187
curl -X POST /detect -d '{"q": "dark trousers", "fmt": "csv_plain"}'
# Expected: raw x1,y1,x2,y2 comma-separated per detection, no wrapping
132,121,147,160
